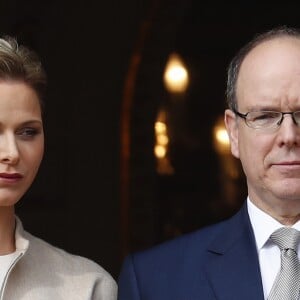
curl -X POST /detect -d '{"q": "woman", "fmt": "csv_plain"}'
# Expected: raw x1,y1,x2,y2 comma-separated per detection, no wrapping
0,36,117,299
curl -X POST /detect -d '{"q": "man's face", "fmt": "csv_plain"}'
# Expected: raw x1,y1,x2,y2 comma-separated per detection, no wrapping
225,37,300,218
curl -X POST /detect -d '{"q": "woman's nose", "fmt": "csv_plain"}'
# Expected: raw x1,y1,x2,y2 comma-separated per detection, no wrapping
0,134,20,165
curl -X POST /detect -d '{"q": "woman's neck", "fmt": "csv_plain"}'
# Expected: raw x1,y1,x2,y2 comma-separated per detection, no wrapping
0,207,15,255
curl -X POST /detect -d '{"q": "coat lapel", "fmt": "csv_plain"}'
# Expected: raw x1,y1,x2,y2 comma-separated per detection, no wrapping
205,203,264,300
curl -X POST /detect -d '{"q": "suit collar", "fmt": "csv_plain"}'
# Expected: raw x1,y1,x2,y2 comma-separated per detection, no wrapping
207,202,255,254
205,202,264,300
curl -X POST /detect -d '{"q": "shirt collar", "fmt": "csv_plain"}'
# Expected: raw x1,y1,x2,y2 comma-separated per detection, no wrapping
247,197,300,250
14,216,29,253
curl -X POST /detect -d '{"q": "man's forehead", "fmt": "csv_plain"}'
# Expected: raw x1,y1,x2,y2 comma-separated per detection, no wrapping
243,36,300,65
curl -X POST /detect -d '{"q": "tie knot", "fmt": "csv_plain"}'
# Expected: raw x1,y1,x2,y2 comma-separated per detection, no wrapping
270,227,300,252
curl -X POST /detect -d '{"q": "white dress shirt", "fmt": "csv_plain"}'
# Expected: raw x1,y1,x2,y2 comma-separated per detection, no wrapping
247,197,300,299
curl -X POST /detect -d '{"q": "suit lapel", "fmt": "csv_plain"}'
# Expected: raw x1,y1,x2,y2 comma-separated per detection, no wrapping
205,203,264,300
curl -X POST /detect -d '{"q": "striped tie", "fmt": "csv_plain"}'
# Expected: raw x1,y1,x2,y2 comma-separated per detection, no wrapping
268,227,300,300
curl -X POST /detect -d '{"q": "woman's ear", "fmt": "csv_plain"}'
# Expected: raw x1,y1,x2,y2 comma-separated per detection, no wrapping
224,109,240,159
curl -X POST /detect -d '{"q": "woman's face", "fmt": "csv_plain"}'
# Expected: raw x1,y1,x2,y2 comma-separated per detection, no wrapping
0,81,44,207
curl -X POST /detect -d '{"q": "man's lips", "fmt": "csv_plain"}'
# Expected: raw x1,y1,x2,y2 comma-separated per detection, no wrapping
273,161,300,165
271,162,300,172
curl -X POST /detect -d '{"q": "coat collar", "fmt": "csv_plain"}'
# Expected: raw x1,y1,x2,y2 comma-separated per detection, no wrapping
14,216,29,254
205,203,264,300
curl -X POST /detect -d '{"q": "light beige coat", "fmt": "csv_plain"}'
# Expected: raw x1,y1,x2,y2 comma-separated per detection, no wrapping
1,218,117,300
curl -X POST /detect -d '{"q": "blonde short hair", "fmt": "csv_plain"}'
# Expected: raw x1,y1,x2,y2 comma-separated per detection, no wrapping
0,36,47,108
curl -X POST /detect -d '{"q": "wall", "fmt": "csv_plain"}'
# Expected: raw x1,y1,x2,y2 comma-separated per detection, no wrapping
0,0,150,279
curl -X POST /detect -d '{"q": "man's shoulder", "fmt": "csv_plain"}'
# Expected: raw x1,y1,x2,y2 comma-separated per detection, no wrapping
129,217,231,269
118,206,251,298
118,217,236,295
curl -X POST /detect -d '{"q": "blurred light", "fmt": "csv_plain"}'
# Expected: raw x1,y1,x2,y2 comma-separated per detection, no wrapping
163,53,189,93
155,121,167,134
213,117,230,155
216,127,230,146
154,120,168,159
154,110,174,175
155,145,166,158
157,134,169,145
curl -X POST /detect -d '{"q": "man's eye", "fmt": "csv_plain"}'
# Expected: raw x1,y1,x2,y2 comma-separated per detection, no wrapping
253,112,278,121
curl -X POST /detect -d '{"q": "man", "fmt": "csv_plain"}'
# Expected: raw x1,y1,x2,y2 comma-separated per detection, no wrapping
118,26,300,299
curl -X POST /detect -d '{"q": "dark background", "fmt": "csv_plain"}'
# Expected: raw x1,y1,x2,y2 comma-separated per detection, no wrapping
1,0,300,280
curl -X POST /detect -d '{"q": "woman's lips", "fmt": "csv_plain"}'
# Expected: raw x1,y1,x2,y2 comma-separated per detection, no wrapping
0,173,23,183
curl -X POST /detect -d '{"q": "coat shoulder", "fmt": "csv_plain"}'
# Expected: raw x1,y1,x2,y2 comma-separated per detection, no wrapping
10,230,118,299
126,217,232,279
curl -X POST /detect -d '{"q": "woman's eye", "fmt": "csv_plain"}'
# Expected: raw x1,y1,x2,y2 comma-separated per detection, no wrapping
17,128,39,137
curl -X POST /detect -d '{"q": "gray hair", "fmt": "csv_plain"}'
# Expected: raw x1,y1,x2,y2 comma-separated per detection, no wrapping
226,26,300,110
0,36,47,109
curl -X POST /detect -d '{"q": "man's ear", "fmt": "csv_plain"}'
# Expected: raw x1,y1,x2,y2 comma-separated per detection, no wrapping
224,109,240,159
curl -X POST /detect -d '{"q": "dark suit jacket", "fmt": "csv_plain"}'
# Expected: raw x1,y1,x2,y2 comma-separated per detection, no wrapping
118,203,265,299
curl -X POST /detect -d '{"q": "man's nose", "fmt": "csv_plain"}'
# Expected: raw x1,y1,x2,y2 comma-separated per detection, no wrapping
277,112,298,126
277,114,300,147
